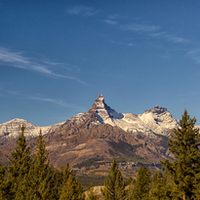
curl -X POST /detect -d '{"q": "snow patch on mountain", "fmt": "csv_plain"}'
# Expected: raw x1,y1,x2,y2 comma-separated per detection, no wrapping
0,118,64,139
92,94,123,123
0,94,181,139
89,94,179,137
138,105,179,135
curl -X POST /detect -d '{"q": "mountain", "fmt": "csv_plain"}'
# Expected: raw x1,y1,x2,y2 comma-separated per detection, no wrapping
77,94,179,137
0,94,179,140
0,118,64,141
38,94,177,170
0,94,178,173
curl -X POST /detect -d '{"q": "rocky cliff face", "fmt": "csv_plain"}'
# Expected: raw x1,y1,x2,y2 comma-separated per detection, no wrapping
90,93,124,123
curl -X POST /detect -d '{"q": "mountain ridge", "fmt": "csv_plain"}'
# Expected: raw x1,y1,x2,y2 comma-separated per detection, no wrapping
63,94,179,138
0,118,64,140
0,94,179,139
0,94,180,171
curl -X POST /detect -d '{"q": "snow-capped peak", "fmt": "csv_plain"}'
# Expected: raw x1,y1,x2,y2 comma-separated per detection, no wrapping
87,96,179,137
138,105,179,134
91,94,123,123
0,118,64,139
0,95,180,139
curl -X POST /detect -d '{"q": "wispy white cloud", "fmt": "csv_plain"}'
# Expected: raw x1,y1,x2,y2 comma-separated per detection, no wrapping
67,5,189,46
1,88,81,109
28,95,80,108
109,40,137,47
150,32,189,44
120,23,189,45
123,23,159,32
104,19,117,25
186,49,200,64
103,14,120,25
109,17,188,45
0,47,86,85
67,6,99,16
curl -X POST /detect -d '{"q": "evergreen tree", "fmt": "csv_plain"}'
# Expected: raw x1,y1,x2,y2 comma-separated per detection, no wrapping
0,163,5,199
150,171,172,200
0,163,5,183
27,130,55,200
101,158,127,200
53,163,76,199
161,109,200,200
87,187,98,200
131,166,151,200
59,174,85,200
4,125,32,200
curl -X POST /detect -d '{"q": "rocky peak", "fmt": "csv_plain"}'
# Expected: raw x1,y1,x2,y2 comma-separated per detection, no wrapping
146,105,167,114
92,94,108,110
88,94,123,123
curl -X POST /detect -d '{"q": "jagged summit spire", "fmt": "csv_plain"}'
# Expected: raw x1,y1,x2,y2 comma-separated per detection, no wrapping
88,94,123,123
96,93,104,101
98,93,104,98
144,105,168,114
93,94,106,109
152,105,167,114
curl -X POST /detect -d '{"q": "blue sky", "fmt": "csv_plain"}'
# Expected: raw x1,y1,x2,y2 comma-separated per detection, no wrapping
1,1,200,126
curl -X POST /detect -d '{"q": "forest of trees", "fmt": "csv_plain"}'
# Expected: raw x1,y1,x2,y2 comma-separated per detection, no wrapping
0,109,200,200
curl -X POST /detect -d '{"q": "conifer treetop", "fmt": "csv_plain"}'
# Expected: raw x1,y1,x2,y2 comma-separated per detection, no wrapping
161,109,200,200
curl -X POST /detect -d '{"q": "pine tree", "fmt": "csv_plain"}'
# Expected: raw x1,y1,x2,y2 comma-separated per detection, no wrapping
161,109,200,200
131,166,151,200
150,171,172,200
87,187,98,200
53,163,76,199
59,174,85,200
4,125,32,200
101,158,127,200
27,130,55,200
0,163,5,199
0,163,5,182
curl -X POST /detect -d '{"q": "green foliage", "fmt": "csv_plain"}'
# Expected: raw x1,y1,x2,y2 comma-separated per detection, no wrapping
150,171,172,200
0,126,87,200
87,187,98,200
130,166,151,200
3,125,33,200
0,162,5,199
53,163,76,199
101,158,127,200
0,163,5,182
26,130,55,200
161,109,200,200
77,175,105,189
59,174,85,200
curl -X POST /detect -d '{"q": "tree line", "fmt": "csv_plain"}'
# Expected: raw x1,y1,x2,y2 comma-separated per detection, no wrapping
0,126,84,200
1,109,200,200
